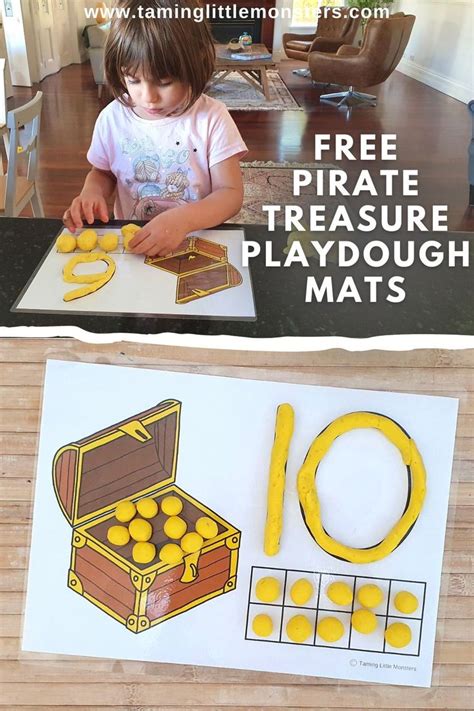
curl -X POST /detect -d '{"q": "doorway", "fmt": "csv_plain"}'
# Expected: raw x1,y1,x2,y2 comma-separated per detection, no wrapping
31,0,61,80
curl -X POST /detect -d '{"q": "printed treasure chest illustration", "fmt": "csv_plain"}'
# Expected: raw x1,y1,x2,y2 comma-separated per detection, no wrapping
53,400,241,633
145,236,243,304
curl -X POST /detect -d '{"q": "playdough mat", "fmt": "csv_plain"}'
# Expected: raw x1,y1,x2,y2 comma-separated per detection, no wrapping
12,228,256,320
22,360,458,687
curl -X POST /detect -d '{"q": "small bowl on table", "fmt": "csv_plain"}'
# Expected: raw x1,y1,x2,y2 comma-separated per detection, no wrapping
227,38,243,52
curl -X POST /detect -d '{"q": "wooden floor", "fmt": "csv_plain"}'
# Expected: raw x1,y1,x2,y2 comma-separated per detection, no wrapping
8,61,474,232
0,340,472,709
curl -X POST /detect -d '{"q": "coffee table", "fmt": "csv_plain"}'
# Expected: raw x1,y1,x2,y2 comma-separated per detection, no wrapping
211,43,275,101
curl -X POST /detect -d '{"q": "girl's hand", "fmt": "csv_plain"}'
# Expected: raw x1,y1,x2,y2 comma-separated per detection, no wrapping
63,192,110,232
129,209,190,256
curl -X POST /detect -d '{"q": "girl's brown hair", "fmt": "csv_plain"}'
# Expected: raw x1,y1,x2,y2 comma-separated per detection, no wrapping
105,0,216,112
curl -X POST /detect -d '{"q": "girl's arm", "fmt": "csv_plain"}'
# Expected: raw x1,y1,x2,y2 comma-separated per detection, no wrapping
64,168,117,232
178,155,244,231
129,156,244,256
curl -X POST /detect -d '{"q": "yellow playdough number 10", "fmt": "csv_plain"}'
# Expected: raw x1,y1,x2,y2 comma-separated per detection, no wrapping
265,408,427,564
264,404,294,556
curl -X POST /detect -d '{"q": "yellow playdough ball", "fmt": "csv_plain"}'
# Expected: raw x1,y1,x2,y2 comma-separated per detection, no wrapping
394,591,418,615
98,232,119,252
286,614,313,643
357,584,384,609
290,578,314,606
132,541,156,565
252,614,273,637
283,230,314,258
136,498,159,519
159,543,184,565
107,525,130,546
164,516,187,540
385,622,412,648
77,229,98,251
121,223,140,236
181,532,204,553
195,516,218,539
129,518,153,542
56,233,77,253
121,223,140,250
161,495,183,516
351,608,378,634
255,576,280,603
317,616,344,643
115,500,136,523
327,581,353,606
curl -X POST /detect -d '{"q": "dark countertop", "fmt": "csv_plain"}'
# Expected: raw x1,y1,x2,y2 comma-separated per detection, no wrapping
0,218,473,338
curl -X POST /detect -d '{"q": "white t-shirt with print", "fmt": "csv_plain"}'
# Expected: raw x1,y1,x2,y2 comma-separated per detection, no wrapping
87,94,248,220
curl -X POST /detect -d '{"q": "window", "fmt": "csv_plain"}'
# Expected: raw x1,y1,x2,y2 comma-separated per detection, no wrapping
291,0,345,28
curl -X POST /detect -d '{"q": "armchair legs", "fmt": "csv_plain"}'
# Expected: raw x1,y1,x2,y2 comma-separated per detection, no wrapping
292,68,311,77
320,86,377,108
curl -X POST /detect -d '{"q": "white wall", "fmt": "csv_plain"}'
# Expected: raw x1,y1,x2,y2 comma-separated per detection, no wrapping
1,0,33,85
272,0,294,61
395,0,473,103
0,17,13,96
69,0,112,63
74,0,93,63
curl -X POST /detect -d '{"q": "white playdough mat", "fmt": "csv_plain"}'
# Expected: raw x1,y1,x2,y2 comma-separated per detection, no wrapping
13,228,256,320
22,361,458,687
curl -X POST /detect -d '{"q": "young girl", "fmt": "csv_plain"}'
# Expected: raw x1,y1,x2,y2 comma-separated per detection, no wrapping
64,0,247,257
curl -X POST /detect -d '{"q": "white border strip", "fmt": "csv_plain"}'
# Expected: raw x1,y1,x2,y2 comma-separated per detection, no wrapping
1,327,473,352
396,62,472,104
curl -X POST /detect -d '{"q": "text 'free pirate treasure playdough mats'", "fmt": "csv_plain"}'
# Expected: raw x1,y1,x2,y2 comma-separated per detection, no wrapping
22,361,458,688
12,227,256,320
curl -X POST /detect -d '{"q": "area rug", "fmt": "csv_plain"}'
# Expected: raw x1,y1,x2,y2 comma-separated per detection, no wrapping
234,160,341,225
205,70,302,111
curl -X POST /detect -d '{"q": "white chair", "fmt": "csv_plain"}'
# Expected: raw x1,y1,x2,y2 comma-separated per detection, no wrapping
0,58,8,175
0,58,5,126
0,91,44,217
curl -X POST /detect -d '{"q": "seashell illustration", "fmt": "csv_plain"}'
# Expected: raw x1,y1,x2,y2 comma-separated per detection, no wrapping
138,183,162,198
134,157,160,182
161,149,177,169
166,170,189,191
176,149,190,164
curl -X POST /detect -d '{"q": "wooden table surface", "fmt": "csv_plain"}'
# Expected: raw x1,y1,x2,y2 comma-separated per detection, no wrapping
0,339,472,709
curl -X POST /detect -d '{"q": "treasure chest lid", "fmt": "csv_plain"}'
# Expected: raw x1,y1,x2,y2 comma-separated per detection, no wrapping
145,237,228,276
177,263,242,303
193,237,227,261
53,399,181,526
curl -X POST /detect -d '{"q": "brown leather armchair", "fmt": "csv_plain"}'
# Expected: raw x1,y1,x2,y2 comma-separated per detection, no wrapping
309,13,416,107
283,8,360,62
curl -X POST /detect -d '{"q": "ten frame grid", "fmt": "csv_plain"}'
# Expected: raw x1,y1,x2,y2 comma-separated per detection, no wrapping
245,566,426,657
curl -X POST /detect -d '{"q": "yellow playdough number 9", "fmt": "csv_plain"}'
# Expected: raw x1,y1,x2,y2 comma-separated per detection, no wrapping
297,411,427,564
63,253,116,302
